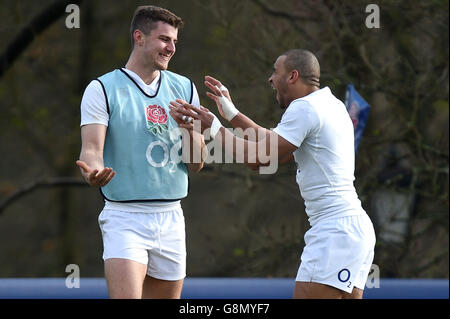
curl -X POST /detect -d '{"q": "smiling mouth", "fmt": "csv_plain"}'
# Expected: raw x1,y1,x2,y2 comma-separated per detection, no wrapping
159,53,171,61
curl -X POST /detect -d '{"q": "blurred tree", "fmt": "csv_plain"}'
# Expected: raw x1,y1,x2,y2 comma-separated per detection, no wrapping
0,0,84,77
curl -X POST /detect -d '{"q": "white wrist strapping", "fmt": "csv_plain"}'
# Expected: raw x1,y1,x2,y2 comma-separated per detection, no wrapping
210,114,223,139
216,85,239,121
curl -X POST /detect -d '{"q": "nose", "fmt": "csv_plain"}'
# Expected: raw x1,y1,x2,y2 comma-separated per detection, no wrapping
268,75,273,87
167,41,176,53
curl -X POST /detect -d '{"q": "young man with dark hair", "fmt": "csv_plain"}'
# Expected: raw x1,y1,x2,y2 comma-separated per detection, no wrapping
76,5,204,299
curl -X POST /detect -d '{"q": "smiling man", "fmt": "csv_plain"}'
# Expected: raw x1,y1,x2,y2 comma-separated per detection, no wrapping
76,6,204,299
170,49,376,299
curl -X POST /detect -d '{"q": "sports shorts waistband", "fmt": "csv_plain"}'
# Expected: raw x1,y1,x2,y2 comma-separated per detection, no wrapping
103,200,182,214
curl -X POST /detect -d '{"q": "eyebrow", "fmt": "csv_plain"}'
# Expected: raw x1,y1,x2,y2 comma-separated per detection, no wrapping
158,34,177,42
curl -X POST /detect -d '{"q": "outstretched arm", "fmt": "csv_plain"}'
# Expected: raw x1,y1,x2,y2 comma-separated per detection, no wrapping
169,101,297,174
76,124,115,187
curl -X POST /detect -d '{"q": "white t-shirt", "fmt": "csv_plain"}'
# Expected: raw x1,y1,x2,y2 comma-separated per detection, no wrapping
80,68,200,213
273,87,365,226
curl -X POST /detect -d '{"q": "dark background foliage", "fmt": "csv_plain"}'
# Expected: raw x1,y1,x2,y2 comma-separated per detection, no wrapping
0,0,448,279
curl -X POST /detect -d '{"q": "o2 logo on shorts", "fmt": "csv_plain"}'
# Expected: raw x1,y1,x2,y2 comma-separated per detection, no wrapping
338,268,352,288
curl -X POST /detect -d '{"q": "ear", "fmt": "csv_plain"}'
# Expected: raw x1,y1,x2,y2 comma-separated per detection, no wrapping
133,30,145,46
288,70,299,84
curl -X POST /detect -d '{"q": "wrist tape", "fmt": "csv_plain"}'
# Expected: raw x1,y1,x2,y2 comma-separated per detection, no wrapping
216,85,239,121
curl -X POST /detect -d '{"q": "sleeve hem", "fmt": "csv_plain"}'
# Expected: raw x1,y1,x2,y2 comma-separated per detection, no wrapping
273,127,300,147
80,121,109,127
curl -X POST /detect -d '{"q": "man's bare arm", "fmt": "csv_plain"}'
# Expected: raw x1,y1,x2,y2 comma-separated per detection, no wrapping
217,127,296,171
184,128,205,173
76,124,115,186
170,101,297,173
169,105,205,173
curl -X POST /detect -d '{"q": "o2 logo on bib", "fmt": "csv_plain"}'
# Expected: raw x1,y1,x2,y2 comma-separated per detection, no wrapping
338,269,352,288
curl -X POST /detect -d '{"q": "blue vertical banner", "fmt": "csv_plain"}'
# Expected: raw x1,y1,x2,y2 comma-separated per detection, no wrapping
345,84,370,152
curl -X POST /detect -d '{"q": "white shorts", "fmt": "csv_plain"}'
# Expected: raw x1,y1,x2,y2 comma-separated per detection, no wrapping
98,206,186,281
296,213,376,293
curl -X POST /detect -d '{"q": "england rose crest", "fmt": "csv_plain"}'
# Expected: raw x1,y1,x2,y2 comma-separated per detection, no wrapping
146,104,168,135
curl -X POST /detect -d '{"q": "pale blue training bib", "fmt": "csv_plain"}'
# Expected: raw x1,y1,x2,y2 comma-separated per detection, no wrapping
97,69,193,202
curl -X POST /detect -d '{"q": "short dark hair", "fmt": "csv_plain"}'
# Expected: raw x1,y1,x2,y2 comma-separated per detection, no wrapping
130,6,184,47
282,49,320,87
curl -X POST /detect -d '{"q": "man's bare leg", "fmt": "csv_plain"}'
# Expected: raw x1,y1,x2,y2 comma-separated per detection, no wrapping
142,276,184,299
104,258,147,299
293,281,364,299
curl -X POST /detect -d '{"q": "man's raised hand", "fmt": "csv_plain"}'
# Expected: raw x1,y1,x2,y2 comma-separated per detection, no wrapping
169,99,195,130
169,99,223,138
204,76,239,121
169,99,213,131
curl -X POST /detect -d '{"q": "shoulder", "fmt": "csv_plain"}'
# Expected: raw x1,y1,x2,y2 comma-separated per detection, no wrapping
162,70,195,104
280,98,320,131
97,69,122,83
83,79,104,98
287,88,337,118
288,98,313,110
284,98,316,118
162,70,192,84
